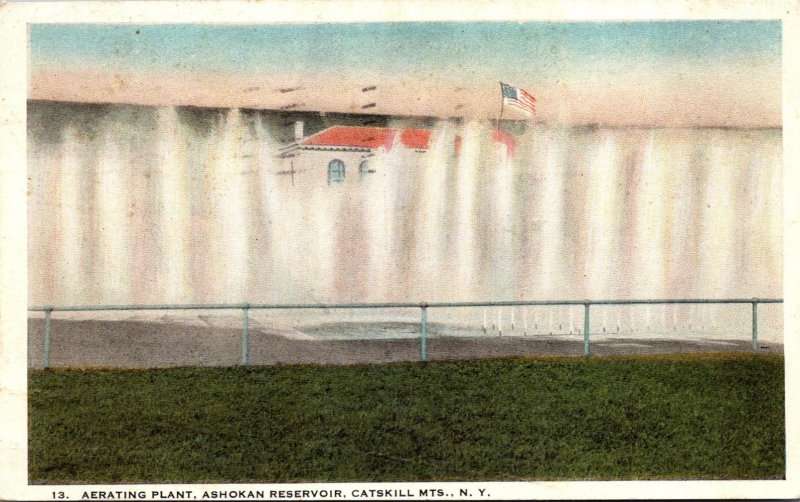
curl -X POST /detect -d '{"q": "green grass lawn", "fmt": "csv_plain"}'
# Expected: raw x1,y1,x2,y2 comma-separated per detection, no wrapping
29,353,784,483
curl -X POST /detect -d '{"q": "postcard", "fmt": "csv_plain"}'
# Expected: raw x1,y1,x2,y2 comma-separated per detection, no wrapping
1,0,798,500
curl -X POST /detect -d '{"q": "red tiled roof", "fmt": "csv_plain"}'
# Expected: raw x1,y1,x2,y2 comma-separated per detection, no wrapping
492,129,516,158
400,129,431,150
301,126,430,151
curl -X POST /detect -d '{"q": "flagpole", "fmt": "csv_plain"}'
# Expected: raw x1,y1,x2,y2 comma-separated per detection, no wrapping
497,81,505,132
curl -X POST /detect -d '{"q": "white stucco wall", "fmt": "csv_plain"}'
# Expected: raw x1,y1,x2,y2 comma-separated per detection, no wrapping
275,147,427,190
277,149,370,189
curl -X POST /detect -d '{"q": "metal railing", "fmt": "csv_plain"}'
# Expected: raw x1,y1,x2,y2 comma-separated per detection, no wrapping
28,298,783,368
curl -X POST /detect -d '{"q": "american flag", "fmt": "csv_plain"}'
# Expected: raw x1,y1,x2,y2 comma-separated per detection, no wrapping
500,82,537,115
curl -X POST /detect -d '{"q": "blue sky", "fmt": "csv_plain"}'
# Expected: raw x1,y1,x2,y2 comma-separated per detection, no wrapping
30,21,781,82
28,21,783,126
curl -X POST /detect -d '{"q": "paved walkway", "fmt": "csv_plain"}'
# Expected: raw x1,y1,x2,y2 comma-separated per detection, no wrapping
27,318,781,369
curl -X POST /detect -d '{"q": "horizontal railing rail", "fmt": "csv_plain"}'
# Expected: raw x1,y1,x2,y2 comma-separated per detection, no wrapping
28,298,785,312
28,298,783,368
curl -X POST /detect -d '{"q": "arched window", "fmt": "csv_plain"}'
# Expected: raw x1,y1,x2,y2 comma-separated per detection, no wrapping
359,159,370,180
328,159,345,184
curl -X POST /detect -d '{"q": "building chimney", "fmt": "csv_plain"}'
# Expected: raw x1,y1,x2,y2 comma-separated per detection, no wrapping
294,121,304,142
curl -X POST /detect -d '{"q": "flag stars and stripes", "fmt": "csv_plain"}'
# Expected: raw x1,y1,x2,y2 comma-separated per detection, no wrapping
500,82,537,115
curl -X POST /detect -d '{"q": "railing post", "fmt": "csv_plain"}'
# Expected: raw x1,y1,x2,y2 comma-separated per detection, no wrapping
752,300,758,351
420,304,428,362
242,303,250,366
583,303,590,357
44,308,52,369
